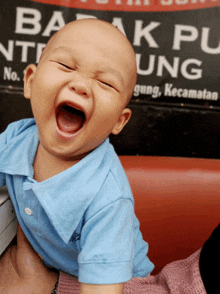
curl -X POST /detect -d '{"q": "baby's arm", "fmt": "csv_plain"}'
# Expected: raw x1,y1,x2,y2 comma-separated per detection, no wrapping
80,283,124,294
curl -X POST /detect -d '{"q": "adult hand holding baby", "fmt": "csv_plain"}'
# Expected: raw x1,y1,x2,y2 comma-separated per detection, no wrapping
0,224,58,294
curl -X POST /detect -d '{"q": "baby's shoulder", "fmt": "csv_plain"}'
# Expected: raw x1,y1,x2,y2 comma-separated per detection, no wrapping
109,155,132,195
92,160,133,208
3,118,36,141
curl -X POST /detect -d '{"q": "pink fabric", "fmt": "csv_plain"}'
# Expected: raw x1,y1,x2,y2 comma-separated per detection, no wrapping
57,249,206,294
57,272,80,293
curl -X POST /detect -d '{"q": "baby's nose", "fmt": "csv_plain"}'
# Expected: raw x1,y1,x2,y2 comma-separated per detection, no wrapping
68,73,91,98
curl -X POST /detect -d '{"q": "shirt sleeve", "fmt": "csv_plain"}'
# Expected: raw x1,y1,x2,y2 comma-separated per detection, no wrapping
57,249,205,294
78,198,140,284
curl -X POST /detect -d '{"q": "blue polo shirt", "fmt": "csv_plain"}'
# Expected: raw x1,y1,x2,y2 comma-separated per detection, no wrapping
0,119,154,284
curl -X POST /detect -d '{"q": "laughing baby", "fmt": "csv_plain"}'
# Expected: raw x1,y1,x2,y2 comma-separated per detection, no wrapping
0,19,154,294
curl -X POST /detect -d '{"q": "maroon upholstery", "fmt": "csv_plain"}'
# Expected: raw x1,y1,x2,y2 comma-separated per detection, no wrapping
119,156,220,274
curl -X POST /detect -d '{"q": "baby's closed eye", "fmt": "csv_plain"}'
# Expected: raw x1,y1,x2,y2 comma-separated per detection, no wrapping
57,62,74,71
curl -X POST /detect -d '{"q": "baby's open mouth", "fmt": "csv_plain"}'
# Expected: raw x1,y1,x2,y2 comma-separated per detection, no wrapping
56,103,85,134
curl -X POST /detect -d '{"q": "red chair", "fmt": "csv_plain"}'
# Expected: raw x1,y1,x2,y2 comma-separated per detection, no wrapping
120,156,220,274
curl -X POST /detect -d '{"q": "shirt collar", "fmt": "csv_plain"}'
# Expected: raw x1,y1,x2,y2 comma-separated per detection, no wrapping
25,138,114,244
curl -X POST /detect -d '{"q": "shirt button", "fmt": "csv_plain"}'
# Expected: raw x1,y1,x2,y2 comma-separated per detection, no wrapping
25,207,32,215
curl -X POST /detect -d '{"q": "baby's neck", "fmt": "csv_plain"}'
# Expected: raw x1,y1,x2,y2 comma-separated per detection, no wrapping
33,143,79,182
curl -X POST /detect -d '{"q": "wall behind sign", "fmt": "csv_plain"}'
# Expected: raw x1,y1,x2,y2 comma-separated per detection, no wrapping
1,0,220,158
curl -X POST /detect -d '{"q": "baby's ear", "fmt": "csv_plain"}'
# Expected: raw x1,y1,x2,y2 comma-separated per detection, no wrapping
111,108,132,135
23,64,37,100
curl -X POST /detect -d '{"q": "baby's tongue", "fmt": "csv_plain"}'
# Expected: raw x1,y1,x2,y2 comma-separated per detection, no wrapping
57,107,83,134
